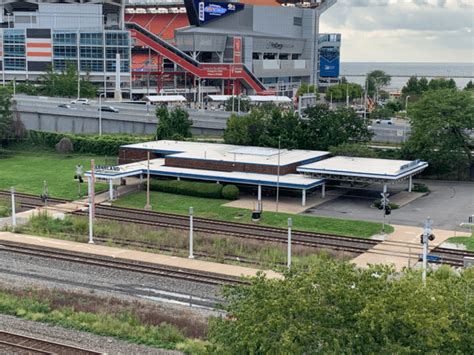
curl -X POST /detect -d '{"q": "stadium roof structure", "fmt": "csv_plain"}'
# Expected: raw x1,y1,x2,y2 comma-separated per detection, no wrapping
0,0,125,6
297,157,429,183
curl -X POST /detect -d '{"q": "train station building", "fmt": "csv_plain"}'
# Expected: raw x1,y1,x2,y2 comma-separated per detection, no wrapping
86,140,429,208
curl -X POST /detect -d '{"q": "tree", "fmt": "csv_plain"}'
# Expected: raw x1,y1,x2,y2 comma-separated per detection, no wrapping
223,110,266,146
385,100,402,113
464,80,474,91
402,89,474,176
261,109,305,149
370,106,393,120
329,143,377,158
428,78,457,91
224,95,251,113
302,104,373,150
366,70,391,99
155,106,192,140
296,83,318,99
39,63,96,98
208,258,474,354
326,83,363,102
0,86,14,142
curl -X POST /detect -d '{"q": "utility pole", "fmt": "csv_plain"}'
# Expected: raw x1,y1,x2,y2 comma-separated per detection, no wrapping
421,217,434,286
189,207,194,259
276,136,281,212
287,218,292,268
10,187,16,229
144,151,152,210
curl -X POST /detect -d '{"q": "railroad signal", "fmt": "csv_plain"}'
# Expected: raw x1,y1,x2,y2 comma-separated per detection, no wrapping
40,180,49,205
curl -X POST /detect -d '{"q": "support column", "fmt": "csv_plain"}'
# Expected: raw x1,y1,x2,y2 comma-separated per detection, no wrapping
408,176,413,193
257,185,262,202
109,179,114,201
302,189,306,207
321,183,326,198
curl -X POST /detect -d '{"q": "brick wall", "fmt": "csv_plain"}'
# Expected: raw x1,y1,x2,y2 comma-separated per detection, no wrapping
118,148,159,164
165,157,299,175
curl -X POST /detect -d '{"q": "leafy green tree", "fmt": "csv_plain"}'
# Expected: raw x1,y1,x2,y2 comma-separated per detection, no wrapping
428,78,457,91
326,83,363,102
208,257,474,353
0,86,14,142
366,70,391,98
223,110,266,146
370,106,393,120
402,89,474,176
385,100,402,113
224,95,251,113
464,80,474,91
39,63,96,98
155,107,192,140
302,104,373,150
296,83,318,99
329,143,377,158
261,109,305,149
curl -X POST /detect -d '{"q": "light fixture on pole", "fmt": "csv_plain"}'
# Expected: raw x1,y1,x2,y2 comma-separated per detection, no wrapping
276,136,281,212
144,151,152,210
98,92,106,136
405,95,411,111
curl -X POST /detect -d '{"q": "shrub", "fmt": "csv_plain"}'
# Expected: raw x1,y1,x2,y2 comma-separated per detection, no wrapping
28,131,152,156
373,199,399,210
221,185,239,200
150,180,223,199
55,137,74,153
412,182,430,193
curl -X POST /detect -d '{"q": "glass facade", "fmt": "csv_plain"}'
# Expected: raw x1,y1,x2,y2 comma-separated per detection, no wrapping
3,29,26,70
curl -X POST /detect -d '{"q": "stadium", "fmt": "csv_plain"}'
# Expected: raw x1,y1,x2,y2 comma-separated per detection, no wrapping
0,0,341,99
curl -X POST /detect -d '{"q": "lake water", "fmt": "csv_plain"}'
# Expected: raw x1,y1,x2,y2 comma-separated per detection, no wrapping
340,62,474,91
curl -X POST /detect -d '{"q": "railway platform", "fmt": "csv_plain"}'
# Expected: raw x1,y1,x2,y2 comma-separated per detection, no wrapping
351,225,470,271
0,232,282,280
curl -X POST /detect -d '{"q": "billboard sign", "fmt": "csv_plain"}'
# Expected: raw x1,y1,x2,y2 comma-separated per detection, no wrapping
319,47,340,78
233,37,242,63
195,0,244,24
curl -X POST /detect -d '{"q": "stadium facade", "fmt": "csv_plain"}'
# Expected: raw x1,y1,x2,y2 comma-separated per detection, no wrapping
0,0,341,97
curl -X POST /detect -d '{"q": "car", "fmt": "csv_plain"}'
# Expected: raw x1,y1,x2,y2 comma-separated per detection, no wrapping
99,105,119,113
57,104,75,109
70,98,90,105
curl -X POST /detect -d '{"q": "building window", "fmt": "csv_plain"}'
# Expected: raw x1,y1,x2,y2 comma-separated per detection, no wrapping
279,54,289,60
106,47,129,60
3,30,25,44
80,59,103,72
4,58,26,70
263,53,276,60
53,59,76,71
4,45,25,57
292,54,299,60
106,60,129,72
80,33,103,46
105,32,129,46
53,46,77,59
80,47,103,59
53,32,77,45
252,53,260,60
293,17,302,26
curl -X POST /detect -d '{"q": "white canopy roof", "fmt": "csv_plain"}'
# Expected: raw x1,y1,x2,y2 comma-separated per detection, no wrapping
206,95,292,103
146,95,187,103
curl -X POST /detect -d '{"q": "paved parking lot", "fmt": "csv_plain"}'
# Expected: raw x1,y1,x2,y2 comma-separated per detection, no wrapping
305,180,474,231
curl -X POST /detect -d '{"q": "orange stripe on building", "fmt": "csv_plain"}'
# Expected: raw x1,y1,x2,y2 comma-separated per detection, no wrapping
27,52,52,57
27,43,52,49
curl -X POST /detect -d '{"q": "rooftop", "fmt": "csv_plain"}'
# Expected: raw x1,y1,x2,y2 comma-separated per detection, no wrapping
297,156,428,180
122,140,329,167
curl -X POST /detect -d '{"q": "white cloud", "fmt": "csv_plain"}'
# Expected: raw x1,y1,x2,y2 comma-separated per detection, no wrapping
320,0,474,62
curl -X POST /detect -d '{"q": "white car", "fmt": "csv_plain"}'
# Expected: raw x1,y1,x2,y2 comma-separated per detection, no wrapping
70,98,90,105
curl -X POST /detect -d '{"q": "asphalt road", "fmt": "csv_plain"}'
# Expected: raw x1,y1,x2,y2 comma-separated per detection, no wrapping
305,180,474,231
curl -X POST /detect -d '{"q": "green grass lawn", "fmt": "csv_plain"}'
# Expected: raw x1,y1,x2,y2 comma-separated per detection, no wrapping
114,191,392,238
446,233,474,251
0,150,107,200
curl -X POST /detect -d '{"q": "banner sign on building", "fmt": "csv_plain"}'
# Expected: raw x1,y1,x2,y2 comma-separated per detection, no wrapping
319,47,340,78
233,36,242,64
194,0,244,24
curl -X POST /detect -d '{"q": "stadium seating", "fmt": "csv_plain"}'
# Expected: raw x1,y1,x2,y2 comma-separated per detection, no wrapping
126,13,189,41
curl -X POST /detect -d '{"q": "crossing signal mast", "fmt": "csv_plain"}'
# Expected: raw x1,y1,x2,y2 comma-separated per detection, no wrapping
378,186,391,233
420,217,435,286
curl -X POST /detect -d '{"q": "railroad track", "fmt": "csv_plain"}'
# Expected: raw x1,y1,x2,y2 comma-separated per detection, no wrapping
0,330,101,354
0,240,246,286
73,204,379,254
0,190,70,209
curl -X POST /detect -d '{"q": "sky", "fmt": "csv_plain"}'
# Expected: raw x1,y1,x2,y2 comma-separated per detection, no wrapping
320,0,474,62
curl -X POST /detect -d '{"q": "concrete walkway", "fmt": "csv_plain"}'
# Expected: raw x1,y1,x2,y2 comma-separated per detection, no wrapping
0,232,282,280
351,225,471,270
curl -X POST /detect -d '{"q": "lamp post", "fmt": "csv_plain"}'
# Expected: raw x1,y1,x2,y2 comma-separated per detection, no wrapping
98,92,106,136
276,136,281,212
405,95,411,111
